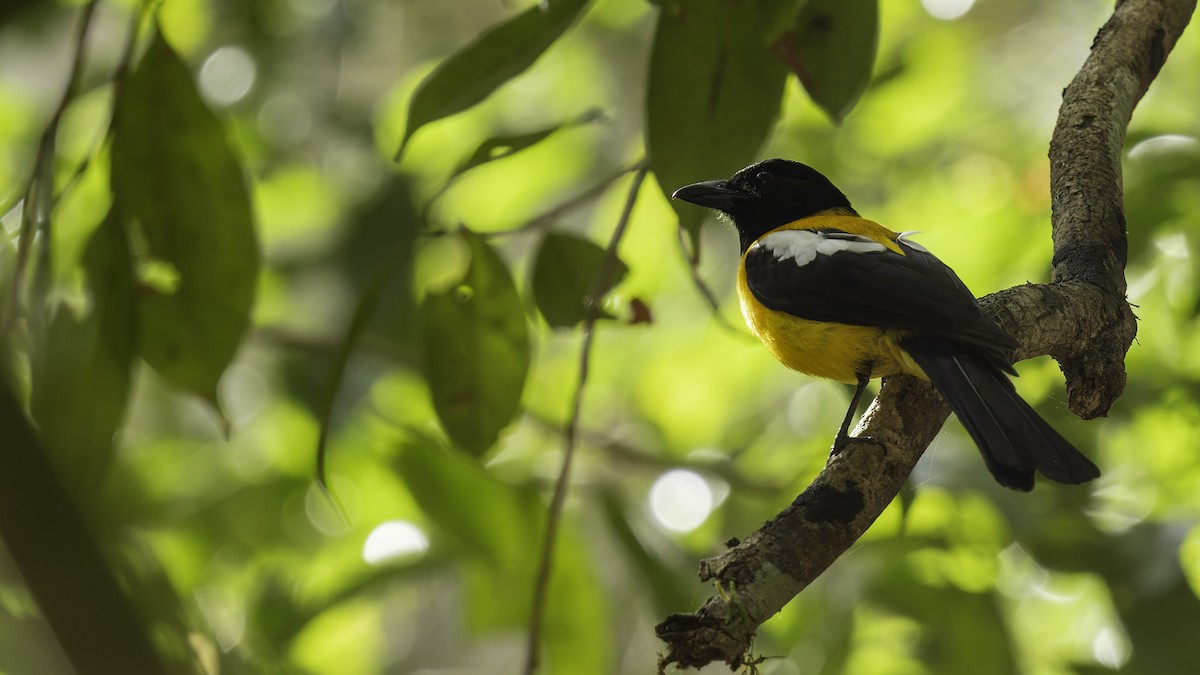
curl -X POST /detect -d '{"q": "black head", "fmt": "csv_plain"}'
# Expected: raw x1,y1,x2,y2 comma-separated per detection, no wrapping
671,159,855,251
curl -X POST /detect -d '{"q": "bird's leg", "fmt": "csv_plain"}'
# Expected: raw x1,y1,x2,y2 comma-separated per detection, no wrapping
832,372,871,454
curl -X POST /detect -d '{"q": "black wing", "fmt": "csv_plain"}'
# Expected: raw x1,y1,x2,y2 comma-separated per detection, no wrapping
745,229,1017,362
902,335,1100,490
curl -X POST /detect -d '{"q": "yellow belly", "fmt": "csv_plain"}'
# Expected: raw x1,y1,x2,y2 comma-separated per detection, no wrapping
736,268,921,384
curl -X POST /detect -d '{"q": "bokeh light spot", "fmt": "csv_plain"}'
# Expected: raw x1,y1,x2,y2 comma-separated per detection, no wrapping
363,520,429,565
199,46,257,106
921,0,975,21
258,93,313,146
648,469,713,533
1128,133,1199,159
1092,626,1130,668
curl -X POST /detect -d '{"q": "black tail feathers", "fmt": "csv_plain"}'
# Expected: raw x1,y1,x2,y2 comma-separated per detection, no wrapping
901,336,1100,492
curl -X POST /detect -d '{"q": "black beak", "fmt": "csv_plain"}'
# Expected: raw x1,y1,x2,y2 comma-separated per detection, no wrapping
671,179,741,212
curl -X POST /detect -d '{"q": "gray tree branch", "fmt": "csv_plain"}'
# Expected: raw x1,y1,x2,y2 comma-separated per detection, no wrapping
656,0,1195,669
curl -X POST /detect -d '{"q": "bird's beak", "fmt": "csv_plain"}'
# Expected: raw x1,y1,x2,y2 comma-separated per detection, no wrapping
671,179,741,212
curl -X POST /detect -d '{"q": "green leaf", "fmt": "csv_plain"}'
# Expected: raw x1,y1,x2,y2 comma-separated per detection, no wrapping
30,208,136,497
598,489,691,613
395,0,592,159
396,434,540,572
315,178,421,492
421,228,530,456
879,584,1017,675
646,0,789,248
450,109,604,180
543,526,610,675
772,0,878,122
759,0,808,43
111,29,260,406
531,232,627,328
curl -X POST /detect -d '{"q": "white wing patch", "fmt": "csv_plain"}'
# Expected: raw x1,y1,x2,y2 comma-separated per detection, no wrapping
897,230,929,253
756,229,889,267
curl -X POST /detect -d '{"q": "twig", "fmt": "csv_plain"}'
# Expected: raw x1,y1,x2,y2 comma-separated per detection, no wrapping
522,410,788,494
423,162,639,238
522,160,649,675
0,0,99,339
53,0,150,213
528,161,641,231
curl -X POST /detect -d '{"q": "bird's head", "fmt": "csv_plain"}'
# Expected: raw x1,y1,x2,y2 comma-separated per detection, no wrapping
672,159,855,252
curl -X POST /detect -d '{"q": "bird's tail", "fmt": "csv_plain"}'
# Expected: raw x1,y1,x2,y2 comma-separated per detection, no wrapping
900,336,1100,491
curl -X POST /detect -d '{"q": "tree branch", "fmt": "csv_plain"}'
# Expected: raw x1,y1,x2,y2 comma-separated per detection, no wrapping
656,0,1194,669
0,386,174,674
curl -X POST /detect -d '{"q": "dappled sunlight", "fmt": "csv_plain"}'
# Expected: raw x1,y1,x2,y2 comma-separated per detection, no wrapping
305,479,358,536
1093,626,1130,669
362,520,429,565
195,586,246,652
998,544,1130,669
217,363,269,427
921,0,975,22
1128,133,1200,159
199,45,257,106
648,469,713,534
1088,479,1154,535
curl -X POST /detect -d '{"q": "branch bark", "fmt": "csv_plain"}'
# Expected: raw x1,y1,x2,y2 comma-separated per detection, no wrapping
656,0,1194,669
0,385,174,674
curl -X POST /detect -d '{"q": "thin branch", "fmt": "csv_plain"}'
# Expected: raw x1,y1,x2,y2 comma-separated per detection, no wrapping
53,0,151,213
523,160,649,675
522,411,788,494
0,0,99,339
655,0,1194,668
0,385,175,674
422,162,639,238
525,161,642,232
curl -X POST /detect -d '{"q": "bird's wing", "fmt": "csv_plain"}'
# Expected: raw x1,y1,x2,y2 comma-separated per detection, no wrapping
744,228,1017,356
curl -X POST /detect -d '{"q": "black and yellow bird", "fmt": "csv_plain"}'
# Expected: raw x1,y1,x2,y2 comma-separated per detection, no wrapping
672,159,1099,491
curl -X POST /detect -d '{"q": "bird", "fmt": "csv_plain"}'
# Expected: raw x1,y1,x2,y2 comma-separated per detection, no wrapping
671,158,1099,491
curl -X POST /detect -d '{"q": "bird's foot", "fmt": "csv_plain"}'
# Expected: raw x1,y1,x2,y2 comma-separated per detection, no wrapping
830,432,886,457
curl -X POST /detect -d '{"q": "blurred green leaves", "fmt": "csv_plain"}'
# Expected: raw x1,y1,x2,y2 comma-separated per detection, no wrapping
422,228,529,456
111,29,259,407
772,0,879,122
398,435,610,674
397,435,540,570
395,0,592,159
3,0,1199,673
31,209,135,494
450,109,605,181
532,232,627,328
646,0,788,247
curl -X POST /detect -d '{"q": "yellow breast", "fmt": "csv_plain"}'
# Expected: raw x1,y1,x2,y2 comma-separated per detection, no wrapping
736,216,922,383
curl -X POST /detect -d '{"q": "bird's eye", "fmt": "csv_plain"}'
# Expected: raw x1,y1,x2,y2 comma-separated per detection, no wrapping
756,171,772,182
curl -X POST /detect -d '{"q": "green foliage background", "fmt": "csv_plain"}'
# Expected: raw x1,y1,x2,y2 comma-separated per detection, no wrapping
1,0,1199,673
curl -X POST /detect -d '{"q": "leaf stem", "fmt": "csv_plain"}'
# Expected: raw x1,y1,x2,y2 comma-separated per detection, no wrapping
521,159,649,675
